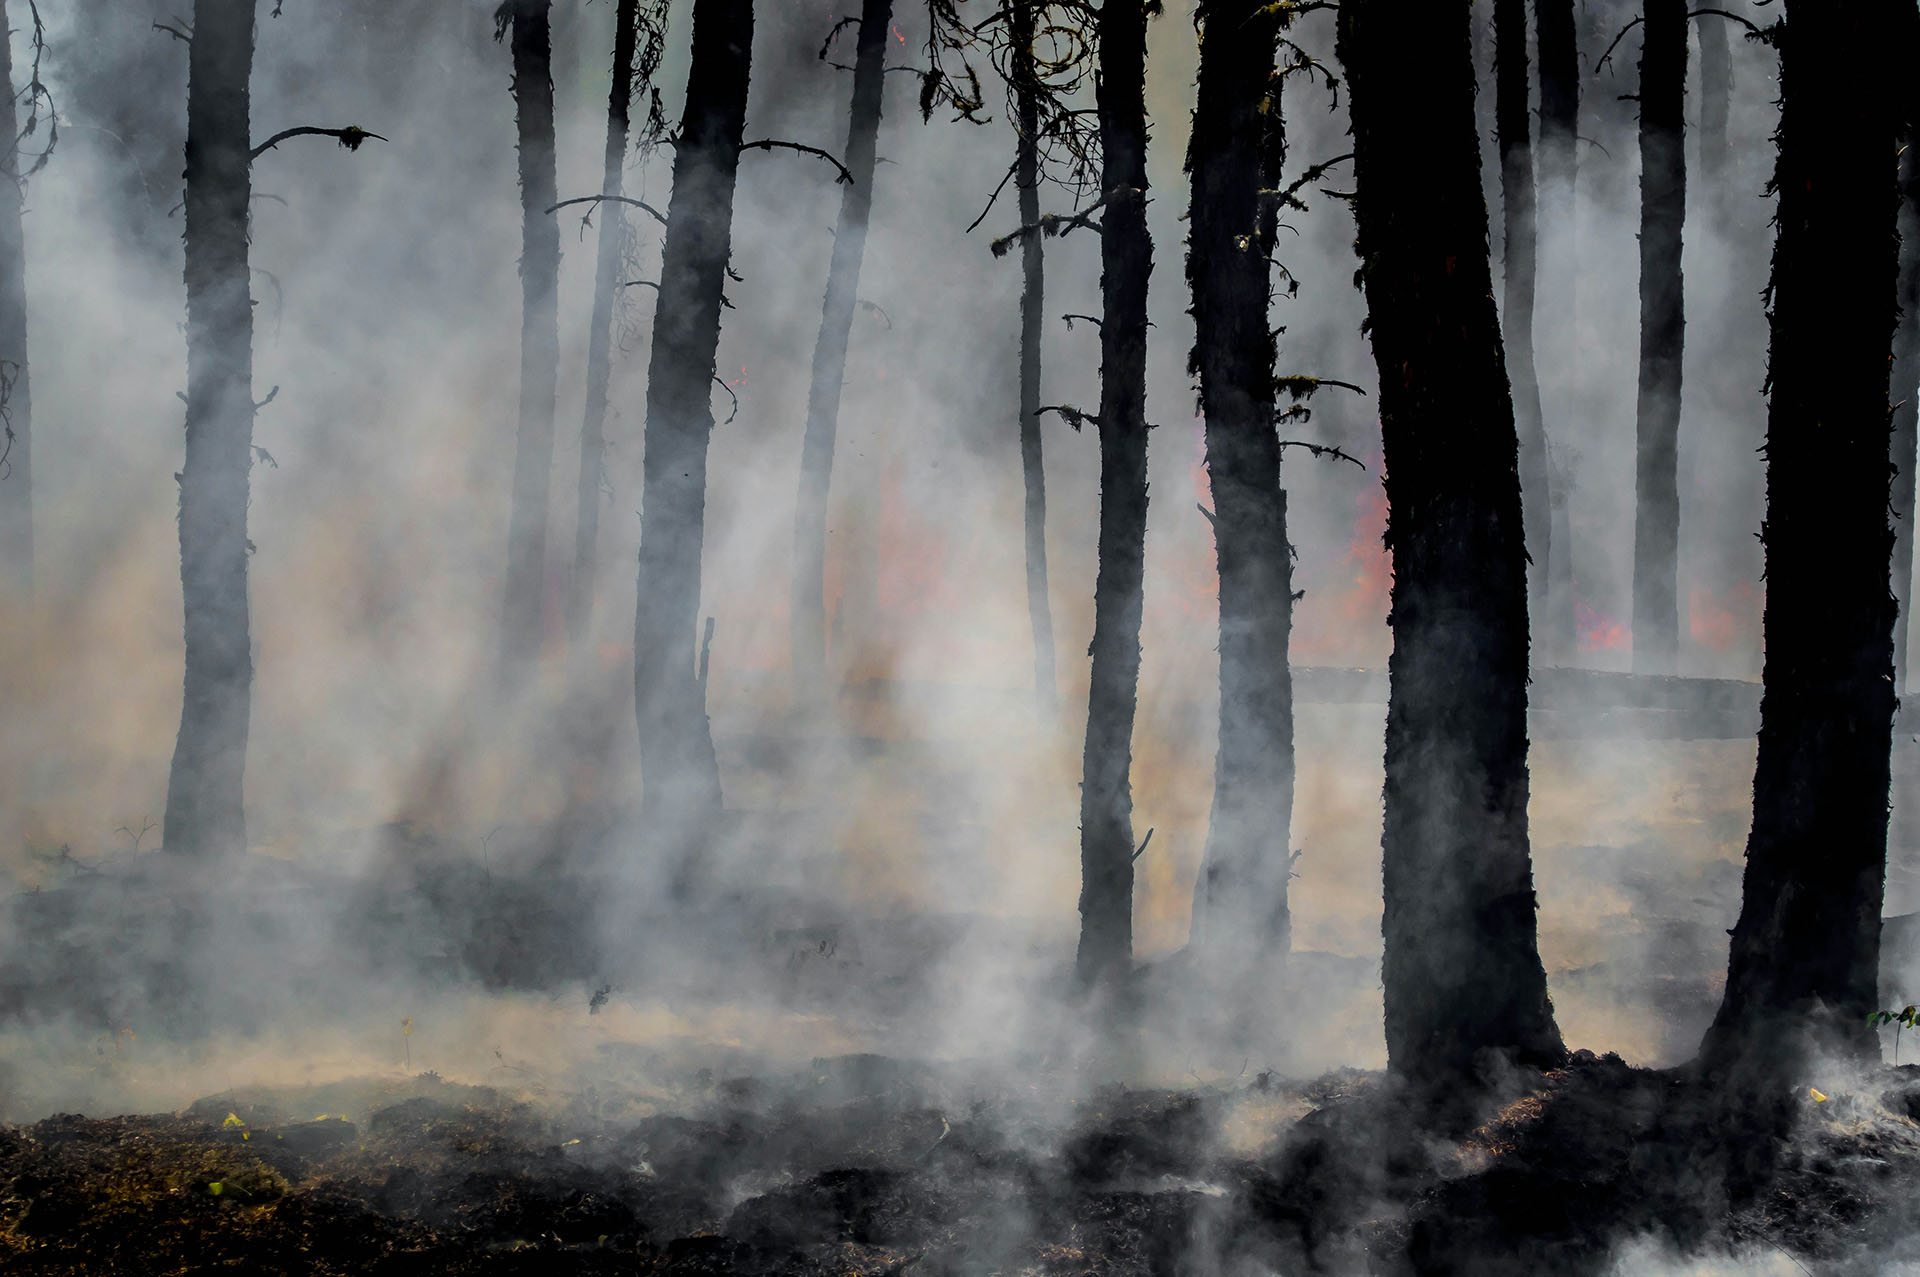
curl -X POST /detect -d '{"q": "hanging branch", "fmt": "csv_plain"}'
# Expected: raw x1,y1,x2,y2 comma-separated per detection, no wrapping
1262,152,1355,217
1593,16,1645,74
712,375,740,425
249,126,387,161
1689,7,1762,35
1035,403,1096,431
739,139,855,185
15,1,57,177
549,193,670,226
1277,439,1367,470
989,185,1133,257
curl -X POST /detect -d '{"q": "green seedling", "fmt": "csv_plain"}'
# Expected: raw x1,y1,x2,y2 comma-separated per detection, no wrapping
1868,1004,1919,1065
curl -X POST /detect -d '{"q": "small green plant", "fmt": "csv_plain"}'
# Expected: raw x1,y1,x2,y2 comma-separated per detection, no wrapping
1868,1004,1919,1065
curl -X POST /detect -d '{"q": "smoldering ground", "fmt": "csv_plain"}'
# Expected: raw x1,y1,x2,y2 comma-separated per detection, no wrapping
0,0,1918,1272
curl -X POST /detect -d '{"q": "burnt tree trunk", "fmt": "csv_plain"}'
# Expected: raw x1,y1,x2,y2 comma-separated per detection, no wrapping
1337,0,1564,1089
1891,113,1919,696
1699,0,1901,1080
164,0,258,858
1013,0,1056,713
1074,0,1152,993
633,0,750,832
568,0,642,648
1632,0,1686,673
790,0,892,705
0,0,32,596
1697,9,1731,198
1495,0,1551,653
498,0,561,680
1535,0,1579,660
1184,0,1292,968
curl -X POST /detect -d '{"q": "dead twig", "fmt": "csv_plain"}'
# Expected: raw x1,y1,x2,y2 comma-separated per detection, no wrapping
1278,439,1367,470
549,194,669,226
249,126,387,161
1131,827,1155,862
740,139,855,185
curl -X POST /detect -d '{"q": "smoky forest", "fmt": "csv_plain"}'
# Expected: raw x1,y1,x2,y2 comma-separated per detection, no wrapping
0,0,1918,1272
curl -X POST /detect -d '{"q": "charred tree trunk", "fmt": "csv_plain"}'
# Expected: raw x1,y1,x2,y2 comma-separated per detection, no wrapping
568,0,642,648
1074,0,1152,993
1336,0,1564,1090
1534,0,1578,661
1495,0,1551,655
1013,0,1056,713
1632,0,1686,673
1891,116,1919,696
790,0,893,705
1699,0,1901,1081
164,0,258,858
633,0,750,833
0,0,33,597
498,0,561,681
1184,0,1292,970
1696,9,1731,198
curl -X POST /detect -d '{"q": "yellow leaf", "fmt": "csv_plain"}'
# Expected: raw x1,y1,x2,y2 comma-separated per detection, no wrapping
208,1181,224,1196
1809,1088,1828,1102
223,1113,245,1128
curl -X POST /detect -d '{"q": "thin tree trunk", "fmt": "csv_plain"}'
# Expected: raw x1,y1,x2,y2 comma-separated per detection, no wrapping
790,0,893,705
1696,9,1731,197
1890,121,1920,696
1336,0,1564,1091
1013,0,1055,714
1073,0,1152,993
634,0,750,833
498,0,561,680
0,0,32,597
1495,0,1550,658
1698,0,1902,1081
1632,0,1686,673
569,0,642,649
1185,0,1292,969
1535,0,1578,661
164,0,258,858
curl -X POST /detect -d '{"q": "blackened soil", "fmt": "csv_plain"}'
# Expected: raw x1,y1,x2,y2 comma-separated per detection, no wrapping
1,1056,1916,1274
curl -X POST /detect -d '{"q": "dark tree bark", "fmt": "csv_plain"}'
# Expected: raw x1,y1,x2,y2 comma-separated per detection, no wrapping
633,0,751,831
1074,0,1152,993
1891,111,1919,696
0,0,33,597
790,0,893,704
164,0,259,858
1013,0,1056,714
1632,0,1687,673
568,0,642,648
1494,0,1551,654
1535,0,1579,660
1699,0,1902,1080
1184,0,1292,969
498,0,561,680
1336,0,1564,1088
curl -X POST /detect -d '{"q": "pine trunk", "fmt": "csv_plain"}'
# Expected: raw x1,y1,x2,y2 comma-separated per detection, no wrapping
1890,119,1919,696
1495,0,1551,658
633,0,750,831
1697,10,1731,197
1632,0,1686,673
0,0,32,597
499,0,561,680
1699,0,1902,1079
1337,0,1564,1088
164,0,258,858
1074,0,1152,993
1185,0,1292,969
569,0,642,648
1013,0,1056,713
790,0,893,705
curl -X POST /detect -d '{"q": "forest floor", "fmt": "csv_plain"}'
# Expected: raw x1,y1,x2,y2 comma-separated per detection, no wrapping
1,1052,1918,1274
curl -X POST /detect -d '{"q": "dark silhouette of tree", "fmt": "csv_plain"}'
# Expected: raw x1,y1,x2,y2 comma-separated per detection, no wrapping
1073,0,1153,993
790,0,895,706
162,3,383,859
568,0,661,649
1696,8,1731,198
1337,0,1564,1092
1533,0,1578,661
1698,2,1902,1084
633,0,753,838
1494,0,1550,656
164,0,260,859
1891,92,1919,696
1632,0,1686,673
496,0,561,682
0,0,36,596
1182,0,1300,972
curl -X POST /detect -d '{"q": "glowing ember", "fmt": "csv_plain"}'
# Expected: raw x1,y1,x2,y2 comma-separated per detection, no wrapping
1576,601,1628,652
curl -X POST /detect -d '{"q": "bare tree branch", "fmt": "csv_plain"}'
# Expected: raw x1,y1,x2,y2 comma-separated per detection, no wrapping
740,138,855,185
249,125,387,161
1277,439,1368,470
547,193,669,226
